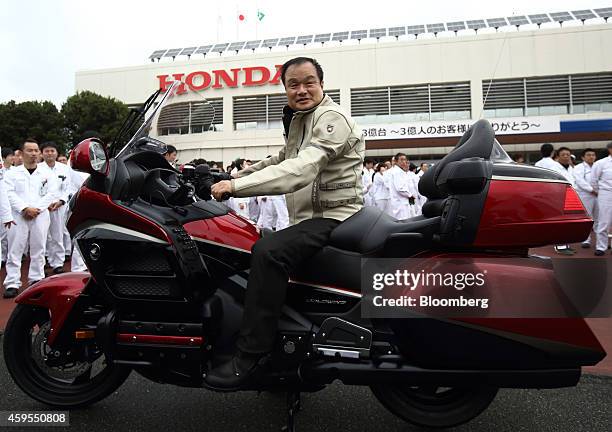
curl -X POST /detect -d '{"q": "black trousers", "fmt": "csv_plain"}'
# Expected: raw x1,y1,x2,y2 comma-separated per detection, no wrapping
237,218,340,353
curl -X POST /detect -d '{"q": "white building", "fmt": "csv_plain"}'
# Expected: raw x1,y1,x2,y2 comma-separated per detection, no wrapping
76,19,612,166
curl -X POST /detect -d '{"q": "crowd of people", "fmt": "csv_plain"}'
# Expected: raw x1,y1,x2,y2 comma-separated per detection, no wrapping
360,155,429,219
1,139,89,298
532,142,612,256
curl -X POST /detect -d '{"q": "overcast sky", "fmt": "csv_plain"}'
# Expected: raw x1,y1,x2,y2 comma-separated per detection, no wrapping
1,0,610,107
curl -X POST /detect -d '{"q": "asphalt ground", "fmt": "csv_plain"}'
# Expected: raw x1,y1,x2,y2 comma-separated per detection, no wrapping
0,341,610,432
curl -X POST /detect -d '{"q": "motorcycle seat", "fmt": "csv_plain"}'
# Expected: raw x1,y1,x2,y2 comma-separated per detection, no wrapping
329,207,440,254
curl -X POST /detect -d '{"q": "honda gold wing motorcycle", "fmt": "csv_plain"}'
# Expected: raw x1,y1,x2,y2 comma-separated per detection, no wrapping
3,83,606,430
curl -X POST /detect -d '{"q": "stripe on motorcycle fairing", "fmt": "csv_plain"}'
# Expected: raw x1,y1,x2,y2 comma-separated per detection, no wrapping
491,175,569,184
289,279,362,298
75,221,169,244
190,236,252,253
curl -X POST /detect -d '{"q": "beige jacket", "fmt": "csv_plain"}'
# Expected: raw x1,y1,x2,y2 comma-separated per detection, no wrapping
231,94,365,225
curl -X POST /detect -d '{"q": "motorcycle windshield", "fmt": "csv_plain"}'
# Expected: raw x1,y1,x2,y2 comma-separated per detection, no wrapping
115,81,216,159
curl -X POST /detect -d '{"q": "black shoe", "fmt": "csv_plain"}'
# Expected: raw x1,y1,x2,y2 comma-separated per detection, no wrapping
581,242,591,249
3,288,18,299
53,266,64,274
204,350,266,391
1,261,5,268
594,250,605,256
28,280,41,287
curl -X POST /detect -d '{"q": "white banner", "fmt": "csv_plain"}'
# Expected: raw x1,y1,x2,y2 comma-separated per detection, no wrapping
360,116,561,140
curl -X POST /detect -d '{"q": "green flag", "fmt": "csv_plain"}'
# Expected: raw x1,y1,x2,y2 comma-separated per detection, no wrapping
257,10,265,21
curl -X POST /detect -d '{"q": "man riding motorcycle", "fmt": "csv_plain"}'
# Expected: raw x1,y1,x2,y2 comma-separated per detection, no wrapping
208,56,365,389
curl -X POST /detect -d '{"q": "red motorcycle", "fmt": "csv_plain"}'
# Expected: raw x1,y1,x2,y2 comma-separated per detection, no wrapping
3,83,606,430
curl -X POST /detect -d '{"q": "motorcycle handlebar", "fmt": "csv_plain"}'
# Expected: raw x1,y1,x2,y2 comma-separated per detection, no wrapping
187,166,233,201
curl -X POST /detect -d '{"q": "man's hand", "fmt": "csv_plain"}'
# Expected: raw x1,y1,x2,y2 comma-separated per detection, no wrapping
48,200,65,211
22,207,40,220
4,221,15,229
211,180,232,201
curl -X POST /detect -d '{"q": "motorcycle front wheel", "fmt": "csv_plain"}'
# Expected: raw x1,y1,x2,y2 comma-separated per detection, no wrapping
3,304,131,408
370,383,498,428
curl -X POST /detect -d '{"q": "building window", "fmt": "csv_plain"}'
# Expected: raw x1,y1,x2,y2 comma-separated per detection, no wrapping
351,82,471,122
157,99,223,136
482,73,612,117
233,90,340,130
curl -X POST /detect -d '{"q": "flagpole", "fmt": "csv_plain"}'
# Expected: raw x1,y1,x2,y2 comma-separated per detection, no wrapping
255,3,259,39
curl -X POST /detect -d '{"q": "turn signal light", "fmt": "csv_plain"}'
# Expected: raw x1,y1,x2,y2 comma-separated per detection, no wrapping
74,330,95,339
563,186,586,214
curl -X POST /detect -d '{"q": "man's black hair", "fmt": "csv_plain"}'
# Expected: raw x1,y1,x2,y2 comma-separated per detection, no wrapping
280,57,324,86
40,141,58,152
2,147,14,159
166,145,177,154
364,158,374,165
394,152,407,162
540,143,554,157
557,146,571,155
581,148,596,157
21,138,39,150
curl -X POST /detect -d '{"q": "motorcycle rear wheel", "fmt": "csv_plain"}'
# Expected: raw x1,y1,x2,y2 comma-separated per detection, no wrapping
3,304,131,408
370,383,498,428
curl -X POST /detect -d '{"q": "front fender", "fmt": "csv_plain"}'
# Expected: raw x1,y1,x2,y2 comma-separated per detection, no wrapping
15,272,90,345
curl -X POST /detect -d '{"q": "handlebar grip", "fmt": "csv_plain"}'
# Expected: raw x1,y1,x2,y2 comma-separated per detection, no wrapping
220,192,232,201
212,172,233,181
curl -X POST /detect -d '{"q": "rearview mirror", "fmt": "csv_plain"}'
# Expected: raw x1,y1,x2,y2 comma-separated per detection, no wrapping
70,138,109,176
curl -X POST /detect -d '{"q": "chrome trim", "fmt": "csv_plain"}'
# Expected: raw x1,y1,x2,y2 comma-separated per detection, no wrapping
289,279,362,298
190,236,251,253
313,346,365,359
491,175,569,184
77,221,168,244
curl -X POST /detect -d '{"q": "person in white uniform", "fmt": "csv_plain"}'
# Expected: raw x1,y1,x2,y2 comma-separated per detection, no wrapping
3,139,58,298
0,147,15,270
535,143,563,172
257,195,290,231
371,163,390,213
1,147,15,264
57,154,73,256
387,153,417,220
40,141,71,274
361,159,375,207
415,163,429,212
591,142,612,256
408,163,422,216
573,148,598,248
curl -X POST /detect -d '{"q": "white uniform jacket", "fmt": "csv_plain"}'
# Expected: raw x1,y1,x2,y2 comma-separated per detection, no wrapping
371,172,390,201
387,165,417,220
40,161,71,204
573,162,594,194
4,164,59,214
591,155,612,193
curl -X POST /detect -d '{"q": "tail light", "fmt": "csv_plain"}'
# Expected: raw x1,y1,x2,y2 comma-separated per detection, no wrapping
563,186,586,215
